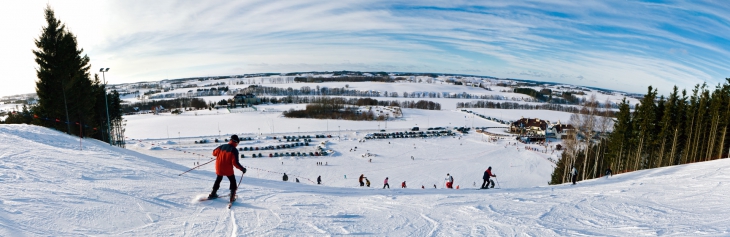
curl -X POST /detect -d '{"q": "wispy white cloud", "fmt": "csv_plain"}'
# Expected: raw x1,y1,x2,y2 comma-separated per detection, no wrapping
1,0,728,96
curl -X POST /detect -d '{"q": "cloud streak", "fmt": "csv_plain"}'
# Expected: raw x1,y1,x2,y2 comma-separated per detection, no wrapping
1,0,728,96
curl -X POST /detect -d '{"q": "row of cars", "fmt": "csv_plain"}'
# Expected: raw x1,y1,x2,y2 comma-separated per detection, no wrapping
365,130,455,139
242,151,328,158
240,142,308,151
460,109,512,125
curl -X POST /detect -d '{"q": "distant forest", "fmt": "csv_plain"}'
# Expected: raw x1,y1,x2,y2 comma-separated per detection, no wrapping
283,97,440,120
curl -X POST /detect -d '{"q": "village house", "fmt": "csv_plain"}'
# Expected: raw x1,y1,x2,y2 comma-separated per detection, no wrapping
510,117,549,136
546,121,575,139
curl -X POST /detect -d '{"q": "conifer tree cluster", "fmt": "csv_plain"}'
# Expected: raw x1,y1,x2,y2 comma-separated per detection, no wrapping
551,79,730,184
4,5,124,146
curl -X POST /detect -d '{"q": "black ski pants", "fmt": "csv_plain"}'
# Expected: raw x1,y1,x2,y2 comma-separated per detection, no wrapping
481,178,494,189
212,175,237,193
383,183,390,189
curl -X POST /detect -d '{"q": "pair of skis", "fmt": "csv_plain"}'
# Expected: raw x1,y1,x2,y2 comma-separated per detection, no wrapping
197,173,245,209
200,194,238,209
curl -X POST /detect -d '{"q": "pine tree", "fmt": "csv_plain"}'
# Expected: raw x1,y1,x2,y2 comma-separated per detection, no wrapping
607,98,632,173
657,86,679,167
34,5,71,133
33,5,107,140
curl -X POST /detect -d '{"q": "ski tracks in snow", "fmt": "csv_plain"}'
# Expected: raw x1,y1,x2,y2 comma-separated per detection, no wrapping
229,210,239,237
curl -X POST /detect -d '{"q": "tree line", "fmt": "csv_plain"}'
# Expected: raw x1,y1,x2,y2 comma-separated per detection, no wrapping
120,97,209,113
294,76,392,83
257,96,440,110
282,97,439,120
551,80,730,185
456,100,616,117
3,6,124,146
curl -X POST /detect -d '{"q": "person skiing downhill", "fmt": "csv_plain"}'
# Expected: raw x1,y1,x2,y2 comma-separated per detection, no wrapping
383,177,390,189
571,167,578,185
208,135,246,202
481,167,496,189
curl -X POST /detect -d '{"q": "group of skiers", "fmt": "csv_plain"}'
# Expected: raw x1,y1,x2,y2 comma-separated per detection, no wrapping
206,135,609,204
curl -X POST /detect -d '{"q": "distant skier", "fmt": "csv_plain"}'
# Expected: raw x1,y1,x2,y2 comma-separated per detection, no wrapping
359,174,366,187
401,181,407,188
445,173,454,189
421,185,424,189
317,175,322,185
571,167,578,185
481,167,496,189
295,178,300,183
383,177,390,189
605,168,613,177
208,135,246,201
366,178,371,187
283,173,288,181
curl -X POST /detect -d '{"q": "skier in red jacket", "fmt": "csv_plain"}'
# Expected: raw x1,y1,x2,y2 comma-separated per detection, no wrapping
208,135,246,201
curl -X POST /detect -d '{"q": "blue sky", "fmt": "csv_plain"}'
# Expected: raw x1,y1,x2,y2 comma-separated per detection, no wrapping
1,0,728,97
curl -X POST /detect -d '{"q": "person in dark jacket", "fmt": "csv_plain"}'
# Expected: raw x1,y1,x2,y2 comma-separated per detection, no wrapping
359,174,366,187
605,168,613,177
295,178,300,183
571,167,578,184
481,167,496,189
317,175,322,184
283,173,288,181
209,135,246,201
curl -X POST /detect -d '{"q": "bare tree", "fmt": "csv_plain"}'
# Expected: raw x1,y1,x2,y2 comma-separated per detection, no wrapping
564,113,582,183
577,94,598,180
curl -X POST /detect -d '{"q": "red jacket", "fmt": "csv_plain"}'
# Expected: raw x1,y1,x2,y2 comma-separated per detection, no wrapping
213,141,244,176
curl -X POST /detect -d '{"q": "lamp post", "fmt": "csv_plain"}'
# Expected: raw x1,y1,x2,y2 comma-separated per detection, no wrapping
100,68,112,146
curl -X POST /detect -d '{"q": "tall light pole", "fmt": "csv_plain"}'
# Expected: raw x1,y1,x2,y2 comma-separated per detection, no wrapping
100,68,112,146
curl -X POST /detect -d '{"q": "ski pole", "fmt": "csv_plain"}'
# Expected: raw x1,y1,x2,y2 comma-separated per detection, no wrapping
237,171,244,187
495,177,501,189
178,158,216,176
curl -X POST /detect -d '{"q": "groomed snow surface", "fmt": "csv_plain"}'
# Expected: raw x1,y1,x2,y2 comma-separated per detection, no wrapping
2,124,730,236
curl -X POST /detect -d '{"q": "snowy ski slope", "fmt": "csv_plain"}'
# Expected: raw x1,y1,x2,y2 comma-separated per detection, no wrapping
1,124,729,236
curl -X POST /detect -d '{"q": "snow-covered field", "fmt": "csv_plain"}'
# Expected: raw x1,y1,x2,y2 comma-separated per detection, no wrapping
2,123,729,236
124,107,515,140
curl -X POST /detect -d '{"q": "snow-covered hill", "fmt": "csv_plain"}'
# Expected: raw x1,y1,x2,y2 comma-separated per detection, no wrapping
2,124,729,236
